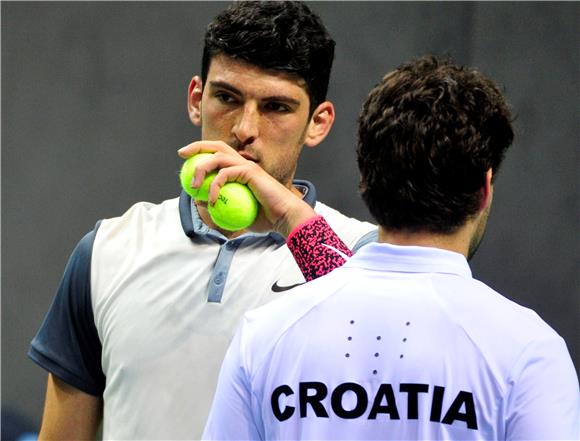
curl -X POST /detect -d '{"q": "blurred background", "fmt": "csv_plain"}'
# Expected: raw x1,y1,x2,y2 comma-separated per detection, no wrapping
2,2,578,437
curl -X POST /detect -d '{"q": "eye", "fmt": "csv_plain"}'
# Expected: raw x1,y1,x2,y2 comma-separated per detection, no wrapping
263,101,292,113
214,91,238,105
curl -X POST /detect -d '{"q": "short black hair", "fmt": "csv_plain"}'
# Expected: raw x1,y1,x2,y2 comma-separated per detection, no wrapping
202,1,335,115
357,55,514,233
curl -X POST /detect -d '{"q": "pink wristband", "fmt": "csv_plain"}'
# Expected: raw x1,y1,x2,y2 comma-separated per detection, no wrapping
287,215,353,281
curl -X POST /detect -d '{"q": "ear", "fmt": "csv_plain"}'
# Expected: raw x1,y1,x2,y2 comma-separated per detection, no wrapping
187,76,203,126
480,168,494,210
304,101,335,148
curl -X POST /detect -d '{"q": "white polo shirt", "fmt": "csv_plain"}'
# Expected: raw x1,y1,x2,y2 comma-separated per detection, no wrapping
29,182,377,440
203,243,579,440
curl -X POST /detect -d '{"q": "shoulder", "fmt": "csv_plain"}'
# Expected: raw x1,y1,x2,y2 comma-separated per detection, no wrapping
98,197,180,231
430,272,561,344
91,197,186,294
313,201,374,230
437,275,570,374
95,197,181,247
238,269,351,375
314,201,377,248
473,279,562,342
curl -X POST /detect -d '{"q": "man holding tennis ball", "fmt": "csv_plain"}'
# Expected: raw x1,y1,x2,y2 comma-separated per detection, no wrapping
29,2,377,440
177,145,333,239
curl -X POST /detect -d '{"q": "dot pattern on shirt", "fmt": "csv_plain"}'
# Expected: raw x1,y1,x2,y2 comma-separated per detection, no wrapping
374,335,381,374
401,321,411,359
344,320,411,374
344,320,388,375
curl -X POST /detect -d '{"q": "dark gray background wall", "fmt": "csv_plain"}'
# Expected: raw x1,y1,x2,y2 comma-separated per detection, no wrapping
2,1,578,431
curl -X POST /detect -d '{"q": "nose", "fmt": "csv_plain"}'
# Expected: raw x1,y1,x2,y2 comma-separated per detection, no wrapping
232,104,259,148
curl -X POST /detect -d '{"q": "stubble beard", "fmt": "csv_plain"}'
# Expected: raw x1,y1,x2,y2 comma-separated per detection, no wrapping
467,204,491,261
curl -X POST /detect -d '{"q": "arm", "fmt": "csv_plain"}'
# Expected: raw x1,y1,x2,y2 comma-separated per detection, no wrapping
178,140,317,236
29,229,107,439
505,337,579,440
38,374,102,441
178,141,355,280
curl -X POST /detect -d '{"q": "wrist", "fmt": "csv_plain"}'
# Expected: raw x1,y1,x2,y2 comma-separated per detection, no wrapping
276,202,317,238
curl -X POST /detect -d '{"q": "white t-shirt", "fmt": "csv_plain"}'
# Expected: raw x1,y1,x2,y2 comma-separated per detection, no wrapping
29,182,377,440
203,243,579,440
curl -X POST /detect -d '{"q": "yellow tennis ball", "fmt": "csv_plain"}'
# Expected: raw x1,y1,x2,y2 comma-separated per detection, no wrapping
208,182,259,231
179,153,216,201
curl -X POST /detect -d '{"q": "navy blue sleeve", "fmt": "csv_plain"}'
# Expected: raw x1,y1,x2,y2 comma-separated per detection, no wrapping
28,224,105,396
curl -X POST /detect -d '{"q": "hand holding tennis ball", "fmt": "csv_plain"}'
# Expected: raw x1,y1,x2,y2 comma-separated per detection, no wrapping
180,153,259,231
179,153,217,201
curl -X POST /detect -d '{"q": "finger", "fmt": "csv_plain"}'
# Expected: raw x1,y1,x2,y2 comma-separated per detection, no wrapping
177,141,207,158
192,153,246,187
208,165,255,204
188,150,247,189
178,140,238,158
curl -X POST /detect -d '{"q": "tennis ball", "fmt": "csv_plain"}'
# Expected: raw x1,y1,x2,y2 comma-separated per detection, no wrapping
208,182,259,231
179,153,216,201
179,153,260,231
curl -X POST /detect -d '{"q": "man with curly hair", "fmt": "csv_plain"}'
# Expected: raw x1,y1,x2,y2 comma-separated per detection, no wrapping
203,56,579,440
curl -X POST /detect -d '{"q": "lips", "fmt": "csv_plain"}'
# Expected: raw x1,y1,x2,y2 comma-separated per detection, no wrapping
239,151,258,162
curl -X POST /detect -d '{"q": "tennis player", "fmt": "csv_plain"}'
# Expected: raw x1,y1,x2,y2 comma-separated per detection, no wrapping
28,3,376,439
202,55,579,440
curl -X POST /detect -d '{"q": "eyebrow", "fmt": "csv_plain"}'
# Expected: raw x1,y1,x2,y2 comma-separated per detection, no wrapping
208,80,301,106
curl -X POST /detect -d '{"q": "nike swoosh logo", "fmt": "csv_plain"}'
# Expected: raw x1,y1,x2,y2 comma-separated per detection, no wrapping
271,281,305,293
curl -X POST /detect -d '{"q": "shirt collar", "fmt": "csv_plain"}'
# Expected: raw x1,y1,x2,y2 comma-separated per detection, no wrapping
345,242,472,278
179,179,317,242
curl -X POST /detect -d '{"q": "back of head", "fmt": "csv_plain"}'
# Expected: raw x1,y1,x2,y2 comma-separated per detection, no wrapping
202,1,335,114
357,55,514,234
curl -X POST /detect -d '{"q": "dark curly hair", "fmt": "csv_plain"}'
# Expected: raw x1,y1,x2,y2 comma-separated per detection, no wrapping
357,55,514,234
202,1,335,115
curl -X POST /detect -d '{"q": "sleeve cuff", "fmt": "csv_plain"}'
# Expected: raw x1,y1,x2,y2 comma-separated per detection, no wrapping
28,346,103,397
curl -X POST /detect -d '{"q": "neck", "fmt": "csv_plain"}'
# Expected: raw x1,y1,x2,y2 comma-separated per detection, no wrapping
195,202,245,239
379,175,493,259
378,222,478,259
